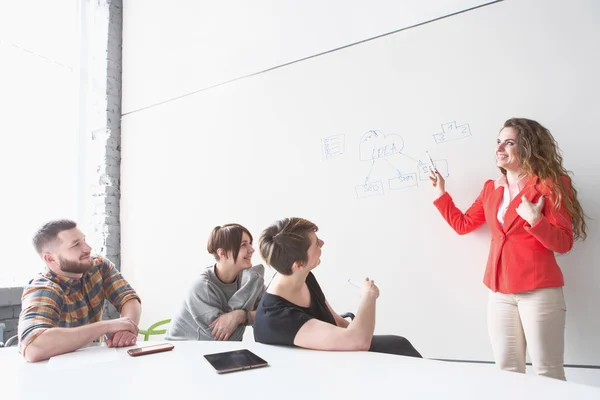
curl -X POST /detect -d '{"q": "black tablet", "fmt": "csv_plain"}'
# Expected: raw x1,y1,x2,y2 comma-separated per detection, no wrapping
204,349,269,374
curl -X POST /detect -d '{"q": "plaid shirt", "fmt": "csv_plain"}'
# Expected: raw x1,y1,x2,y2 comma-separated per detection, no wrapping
18,255,140,353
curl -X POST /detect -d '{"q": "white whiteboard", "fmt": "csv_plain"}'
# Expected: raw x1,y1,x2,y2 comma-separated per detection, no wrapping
122,0,497,113
121,0,600,364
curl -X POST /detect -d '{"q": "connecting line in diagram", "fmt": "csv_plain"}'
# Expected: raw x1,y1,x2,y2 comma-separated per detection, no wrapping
355,128,455,199
319,122,471,199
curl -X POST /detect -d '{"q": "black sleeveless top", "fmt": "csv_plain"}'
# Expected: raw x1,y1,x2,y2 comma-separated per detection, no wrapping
253,272,336,346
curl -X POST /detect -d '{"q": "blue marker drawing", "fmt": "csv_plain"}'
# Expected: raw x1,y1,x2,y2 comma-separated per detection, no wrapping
364,160,376,183
433,121,471,144
418,159,449,181
389,173,418,190
382,158,403,178
355,129,452,197
356,180,384,199
322,134,345,160
359,130,404,161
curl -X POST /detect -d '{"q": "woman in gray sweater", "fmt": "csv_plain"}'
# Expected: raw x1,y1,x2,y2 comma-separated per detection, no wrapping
166,224,265,341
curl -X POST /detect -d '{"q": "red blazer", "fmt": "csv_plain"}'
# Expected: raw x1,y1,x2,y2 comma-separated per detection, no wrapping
433,176,573,293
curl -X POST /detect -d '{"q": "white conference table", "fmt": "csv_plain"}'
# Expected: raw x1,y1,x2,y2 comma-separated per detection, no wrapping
1,341,599,399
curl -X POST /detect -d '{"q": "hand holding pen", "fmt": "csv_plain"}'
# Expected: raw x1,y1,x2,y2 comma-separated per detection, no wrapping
348,278,380,300
426,151,446,198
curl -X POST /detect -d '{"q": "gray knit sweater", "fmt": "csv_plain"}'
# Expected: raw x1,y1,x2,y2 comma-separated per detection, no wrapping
165,264,265,341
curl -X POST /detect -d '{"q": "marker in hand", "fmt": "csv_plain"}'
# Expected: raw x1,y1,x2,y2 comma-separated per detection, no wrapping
347,279,361,288
426,151,437,172
349,278,381,300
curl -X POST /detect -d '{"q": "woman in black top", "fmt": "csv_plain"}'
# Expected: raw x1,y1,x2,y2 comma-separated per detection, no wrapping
254,217,421,357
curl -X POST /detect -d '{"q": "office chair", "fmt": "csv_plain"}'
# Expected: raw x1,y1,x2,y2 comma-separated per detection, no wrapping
0,335,18,348
138,319,171,341
340,312,355,320
136,313,352,342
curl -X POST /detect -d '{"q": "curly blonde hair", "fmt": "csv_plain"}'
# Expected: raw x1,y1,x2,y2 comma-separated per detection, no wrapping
499,118,587,241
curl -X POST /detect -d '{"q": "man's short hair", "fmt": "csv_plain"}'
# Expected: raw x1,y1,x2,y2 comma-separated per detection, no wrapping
207,224,253,262
32,219,77,255
259,218,318,275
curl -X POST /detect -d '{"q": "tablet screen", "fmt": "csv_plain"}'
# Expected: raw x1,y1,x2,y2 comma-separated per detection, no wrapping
204,349,269,373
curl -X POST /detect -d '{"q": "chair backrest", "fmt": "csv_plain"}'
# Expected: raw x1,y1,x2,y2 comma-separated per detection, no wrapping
340,312,355,320
138,319,171,341
0,335,18,348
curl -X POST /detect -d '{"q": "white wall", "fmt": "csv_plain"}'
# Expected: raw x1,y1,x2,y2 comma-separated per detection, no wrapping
121,0,600,385
0,1,80,286
122,0,495,114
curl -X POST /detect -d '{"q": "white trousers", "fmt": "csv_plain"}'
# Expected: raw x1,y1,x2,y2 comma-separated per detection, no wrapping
487,287,566,380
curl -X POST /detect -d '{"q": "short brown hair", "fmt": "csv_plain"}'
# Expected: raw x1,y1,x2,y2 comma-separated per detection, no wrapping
207,224,253,262
259,218,318,275
33,219,77,255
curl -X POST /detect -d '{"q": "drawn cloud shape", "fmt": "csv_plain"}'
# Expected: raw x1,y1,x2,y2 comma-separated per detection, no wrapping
359,130,404,161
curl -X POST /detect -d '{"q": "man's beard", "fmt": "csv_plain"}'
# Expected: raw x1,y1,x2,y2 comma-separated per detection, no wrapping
58,255,93,274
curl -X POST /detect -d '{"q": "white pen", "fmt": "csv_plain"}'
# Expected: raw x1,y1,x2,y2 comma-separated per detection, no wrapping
347,279,361,288
426,151,436,171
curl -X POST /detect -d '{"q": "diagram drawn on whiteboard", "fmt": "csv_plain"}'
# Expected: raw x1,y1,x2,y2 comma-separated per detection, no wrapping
389,173,418,190
417,159,449,180
356,129,418,198
355,179,385,198
433,121,471,144
319,123,470,199
354,127,456,199
359,130,404,161
322,134,345,160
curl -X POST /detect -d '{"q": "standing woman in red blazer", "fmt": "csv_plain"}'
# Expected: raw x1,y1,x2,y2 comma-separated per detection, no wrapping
429,118,587,380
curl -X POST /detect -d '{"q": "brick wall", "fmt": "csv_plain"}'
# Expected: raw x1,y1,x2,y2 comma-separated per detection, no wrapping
0,287,23,343
86,0,123,319
87,0,123,270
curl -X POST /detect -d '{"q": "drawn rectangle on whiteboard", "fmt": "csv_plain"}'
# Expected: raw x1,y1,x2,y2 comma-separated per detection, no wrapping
418,159,449,181
433,122,471,144
389,173,418,190
355,181,384,198
322,134,345,160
